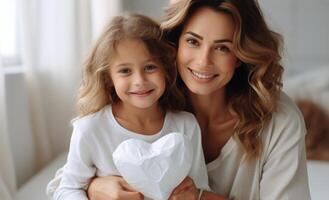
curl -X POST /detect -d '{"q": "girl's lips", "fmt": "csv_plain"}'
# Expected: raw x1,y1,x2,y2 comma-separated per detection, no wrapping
129,89,154,97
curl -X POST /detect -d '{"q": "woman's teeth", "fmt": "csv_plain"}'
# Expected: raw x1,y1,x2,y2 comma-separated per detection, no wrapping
191,69,215,79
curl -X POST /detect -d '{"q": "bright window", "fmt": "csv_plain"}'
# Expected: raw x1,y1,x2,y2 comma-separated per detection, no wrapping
0,0,21,66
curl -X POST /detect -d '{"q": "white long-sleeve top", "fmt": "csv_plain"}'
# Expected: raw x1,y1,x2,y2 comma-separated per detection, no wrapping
48,93,311,200
207,93,311,200
47,106,209,200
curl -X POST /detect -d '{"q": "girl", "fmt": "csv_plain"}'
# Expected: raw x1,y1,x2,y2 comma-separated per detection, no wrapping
47,13,209,200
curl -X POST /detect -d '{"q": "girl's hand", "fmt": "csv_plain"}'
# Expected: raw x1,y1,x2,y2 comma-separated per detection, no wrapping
169,176,199,200
87,175,144,200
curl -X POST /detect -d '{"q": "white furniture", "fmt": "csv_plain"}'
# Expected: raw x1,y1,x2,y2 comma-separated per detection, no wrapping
307,161,329,200
15,152,67,200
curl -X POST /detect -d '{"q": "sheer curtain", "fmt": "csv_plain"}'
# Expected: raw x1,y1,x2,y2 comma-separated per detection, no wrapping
1,0,121,196
19,0,92,170
19,0,122,168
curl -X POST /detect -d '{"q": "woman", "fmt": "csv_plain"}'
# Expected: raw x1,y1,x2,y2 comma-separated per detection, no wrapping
48,0,310,199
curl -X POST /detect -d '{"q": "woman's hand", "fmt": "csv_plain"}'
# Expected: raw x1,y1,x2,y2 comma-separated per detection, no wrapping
87,175,144,200
169,177,199,200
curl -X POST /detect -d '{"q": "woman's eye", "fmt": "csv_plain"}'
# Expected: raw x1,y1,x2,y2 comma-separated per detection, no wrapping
215,45,230,53
145,64,158,72
186,38,199,47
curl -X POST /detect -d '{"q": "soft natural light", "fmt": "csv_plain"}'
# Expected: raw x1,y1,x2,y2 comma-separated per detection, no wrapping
0,0,17,60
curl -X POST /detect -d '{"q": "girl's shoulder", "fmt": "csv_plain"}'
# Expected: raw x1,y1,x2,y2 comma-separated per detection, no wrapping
71,105,112,133
167,110,197,124
165,110,201,141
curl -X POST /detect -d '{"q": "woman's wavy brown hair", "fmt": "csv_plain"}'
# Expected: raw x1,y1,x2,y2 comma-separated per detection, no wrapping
161,0,284,158
77,13,185,117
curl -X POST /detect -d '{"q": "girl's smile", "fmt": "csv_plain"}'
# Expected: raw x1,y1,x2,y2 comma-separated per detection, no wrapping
128,89,155,97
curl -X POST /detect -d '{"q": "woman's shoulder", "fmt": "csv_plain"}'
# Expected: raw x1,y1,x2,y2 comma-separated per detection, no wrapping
274,92,305,126
261,92,306,149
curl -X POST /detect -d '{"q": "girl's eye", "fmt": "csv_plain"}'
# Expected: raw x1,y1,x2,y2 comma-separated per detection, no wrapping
186,38,199,47
215,45,230,53
145,64,158,72
118,68,131,75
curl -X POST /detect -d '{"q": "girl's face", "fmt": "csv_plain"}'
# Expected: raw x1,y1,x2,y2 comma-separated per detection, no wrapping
109,39,166,109
177,7,239,96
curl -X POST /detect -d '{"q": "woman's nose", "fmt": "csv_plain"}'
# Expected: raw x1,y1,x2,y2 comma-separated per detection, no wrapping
196,47,211,68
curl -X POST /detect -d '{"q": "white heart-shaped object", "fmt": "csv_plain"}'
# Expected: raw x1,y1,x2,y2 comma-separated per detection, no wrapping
113,132,193,200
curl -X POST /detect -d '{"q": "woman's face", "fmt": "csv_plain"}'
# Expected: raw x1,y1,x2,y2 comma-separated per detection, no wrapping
177,6,239,96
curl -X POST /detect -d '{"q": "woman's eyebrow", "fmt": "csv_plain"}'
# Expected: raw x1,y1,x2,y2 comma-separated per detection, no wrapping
185,31,232,43
214,39,232,43
185,31,203,40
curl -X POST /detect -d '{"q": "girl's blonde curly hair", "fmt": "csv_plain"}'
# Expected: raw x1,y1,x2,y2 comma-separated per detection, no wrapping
77,13,185,117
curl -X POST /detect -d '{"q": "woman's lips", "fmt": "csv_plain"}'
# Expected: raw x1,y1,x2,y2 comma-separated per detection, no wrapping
188,68,218,82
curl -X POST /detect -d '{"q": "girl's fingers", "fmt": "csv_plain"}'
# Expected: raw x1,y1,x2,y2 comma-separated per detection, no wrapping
118,190,144,200
118,179,144,200
120,179,137,192
172,177,194,195
169,184,197,200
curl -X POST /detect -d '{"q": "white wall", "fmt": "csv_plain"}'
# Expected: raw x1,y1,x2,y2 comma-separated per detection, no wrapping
121,0,169,20
259,0,329,76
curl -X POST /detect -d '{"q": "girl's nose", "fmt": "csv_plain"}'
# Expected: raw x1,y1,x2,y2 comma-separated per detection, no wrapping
133,71,147,86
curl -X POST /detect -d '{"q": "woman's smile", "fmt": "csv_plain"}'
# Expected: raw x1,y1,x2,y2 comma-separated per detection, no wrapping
188,67,218,82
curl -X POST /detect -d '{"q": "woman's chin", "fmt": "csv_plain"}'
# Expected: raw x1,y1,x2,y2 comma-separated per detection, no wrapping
187,86,215,96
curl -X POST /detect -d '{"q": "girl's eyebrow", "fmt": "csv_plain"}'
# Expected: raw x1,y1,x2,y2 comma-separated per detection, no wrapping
185,31,233,43
115,59,155,68
115,63,131,68
142,58,155,64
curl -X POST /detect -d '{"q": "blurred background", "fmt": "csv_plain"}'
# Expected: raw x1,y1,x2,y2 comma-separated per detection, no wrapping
0,0,328,199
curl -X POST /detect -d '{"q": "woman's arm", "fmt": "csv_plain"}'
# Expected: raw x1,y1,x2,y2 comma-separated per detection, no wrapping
259,94,311,199
48,171,143,200
87,176,143,200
